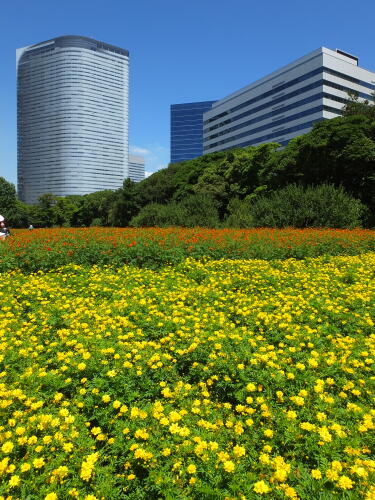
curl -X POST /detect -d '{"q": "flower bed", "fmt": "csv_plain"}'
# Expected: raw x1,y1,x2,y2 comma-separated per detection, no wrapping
0,254,374,498
1,227,375,272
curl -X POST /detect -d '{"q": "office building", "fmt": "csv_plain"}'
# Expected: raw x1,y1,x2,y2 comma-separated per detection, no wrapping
128,155,145,182
203,47,375,154
170,101,216,163
17,35,129,204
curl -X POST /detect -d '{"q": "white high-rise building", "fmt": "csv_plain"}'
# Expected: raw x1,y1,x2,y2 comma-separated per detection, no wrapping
203,47,375,154
17,35,129,204
128,155,145,183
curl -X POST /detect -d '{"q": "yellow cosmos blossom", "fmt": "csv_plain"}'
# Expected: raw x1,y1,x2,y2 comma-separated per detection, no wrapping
8,475,20,487
337,475,354,489
223,461,235,472
253,480,271,494
45,494,58,500
1,441,14,454
311,469,322,479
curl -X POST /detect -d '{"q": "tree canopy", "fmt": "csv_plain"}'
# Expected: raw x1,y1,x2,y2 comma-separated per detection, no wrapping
3,107,375,229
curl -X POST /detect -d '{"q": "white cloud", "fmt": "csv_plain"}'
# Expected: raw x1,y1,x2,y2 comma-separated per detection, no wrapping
130,143,170,177
130,146,151,155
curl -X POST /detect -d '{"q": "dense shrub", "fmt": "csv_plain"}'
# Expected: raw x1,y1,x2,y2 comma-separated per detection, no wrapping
251,184,366,228
130,203,185,227
224,198,254,228
178,193,220,227
131,194,220,228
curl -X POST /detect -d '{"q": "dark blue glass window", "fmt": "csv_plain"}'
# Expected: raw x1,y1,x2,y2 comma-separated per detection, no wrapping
170,101,216,163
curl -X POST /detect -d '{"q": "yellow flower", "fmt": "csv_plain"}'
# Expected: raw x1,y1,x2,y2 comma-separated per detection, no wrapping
77,363,86,370
311,469,322,479
8,475,20,487
1,441,14,454
45,494,58,500
127,474,136,480
63,442,74,453
33,457,45,469
233,445,246,458
337,475,354,490
264,429,274,438
223,460,235,472
102,394,111,403
187,464,196,474
286,411,297,420
253,480,271,494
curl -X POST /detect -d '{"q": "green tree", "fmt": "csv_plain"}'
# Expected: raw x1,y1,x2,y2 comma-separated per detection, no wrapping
35,193,59,227
0,177,17,217
178,193,220,227
109,178,140,226
53,197,80,226
224,197,254,228
250,184,366,229
261,115,375,214
130,203,180,227
73,190,116,227
342,90,375,119
6,200,32,228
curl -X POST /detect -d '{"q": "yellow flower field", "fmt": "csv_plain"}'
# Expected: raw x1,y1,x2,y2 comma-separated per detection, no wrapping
0,254,374,499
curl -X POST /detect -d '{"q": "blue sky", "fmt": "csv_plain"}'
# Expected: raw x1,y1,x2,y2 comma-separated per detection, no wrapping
1,0,374,185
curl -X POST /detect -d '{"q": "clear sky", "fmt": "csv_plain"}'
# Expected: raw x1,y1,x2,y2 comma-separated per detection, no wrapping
1,0,374,185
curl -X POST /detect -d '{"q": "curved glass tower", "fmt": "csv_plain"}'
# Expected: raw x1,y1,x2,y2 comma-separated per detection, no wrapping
17,36,129,204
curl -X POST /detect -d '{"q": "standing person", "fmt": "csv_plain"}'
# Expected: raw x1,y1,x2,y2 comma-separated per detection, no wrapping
0,220,11,239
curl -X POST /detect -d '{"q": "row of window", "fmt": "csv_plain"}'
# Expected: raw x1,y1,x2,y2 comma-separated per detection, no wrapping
18,76,126,93
205,90,347,142
205,104,335,149
206,119,323,152
19,61,126,83
18,102,124,118
204,66,374,126
204,77,373,134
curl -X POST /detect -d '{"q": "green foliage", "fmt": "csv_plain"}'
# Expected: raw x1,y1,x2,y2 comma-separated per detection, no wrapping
72,190,116,227
130,203,183,227
250,184,366,228
178,193,220,227
0,176,17,216
342,89,375,119
223,198,254,228
193,144,278,217
5,200,31,228
262,115,375,212
130,194,220,228
109,178,140,226
2,112,375,228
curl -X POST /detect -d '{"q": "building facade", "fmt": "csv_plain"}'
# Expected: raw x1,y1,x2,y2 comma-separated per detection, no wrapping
17,35,129,204
128,155,145,182
170,101,216,163
203,47,375,154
